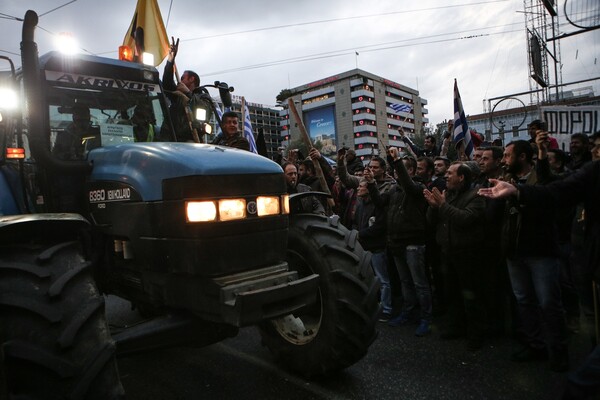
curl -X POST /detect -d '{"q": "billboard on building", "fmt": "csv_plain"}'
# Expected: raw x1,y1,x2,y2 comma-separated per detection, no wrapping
303,105,337,156
541,105,600,149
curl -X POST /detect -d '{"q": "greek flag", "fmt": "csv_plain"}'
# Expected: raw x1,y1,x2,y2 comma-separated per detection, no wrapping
243,104,258,154
212,99,226,139
390,103,412,114
452,79,474,160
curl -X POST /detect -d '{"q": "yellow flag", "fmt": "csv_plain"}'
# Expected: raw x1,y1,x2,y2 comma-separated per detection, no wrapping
122,0,169,66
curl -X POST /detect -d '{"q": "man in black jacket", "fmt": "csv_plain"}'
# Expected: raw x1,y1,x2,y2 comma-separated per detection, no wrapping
424,162,487,350
212,111,250,151
162,40,200,142
299,159,321,191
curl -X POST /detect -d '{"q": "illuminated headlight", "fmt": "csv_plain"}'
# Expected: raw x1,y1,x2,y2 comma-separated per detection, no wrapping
55,32,78,55
281,195,290,215
219,199,246,221
186,201,217,222
195,108,207,121
0,88,18,110
257,196,280,216
142,52,155,66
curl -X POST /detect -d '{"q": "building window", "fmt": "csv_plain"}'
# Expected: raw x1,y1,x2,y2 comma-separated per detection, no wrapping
355,131,378,138
352,96,373,104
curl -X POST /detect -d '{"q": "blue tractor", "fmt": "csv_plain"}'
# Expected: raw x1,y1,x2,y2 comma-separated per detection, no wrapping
0,11,379,398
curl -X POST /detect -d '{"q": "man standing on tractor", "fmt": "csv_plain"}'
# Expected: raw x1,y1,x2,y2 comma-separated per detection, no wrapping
162,38,200,142
212,111,250,151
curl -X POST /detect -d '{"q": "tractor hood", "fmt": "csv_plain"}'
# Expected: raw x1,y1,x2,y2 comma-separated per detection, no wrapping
88,143,283,201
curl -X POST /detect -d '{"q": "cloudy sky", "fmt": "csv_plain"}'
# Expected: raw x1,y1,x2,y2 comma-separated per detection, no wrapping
1,0,598,126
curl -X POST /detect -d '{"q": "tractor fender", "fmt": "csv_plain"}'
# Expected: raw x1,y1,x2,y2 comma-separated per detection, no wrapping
0,213,90,243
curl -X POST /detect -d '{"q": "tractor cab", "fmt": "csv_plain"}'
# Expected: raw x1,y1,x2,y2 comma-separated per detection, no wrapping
37,52,174,159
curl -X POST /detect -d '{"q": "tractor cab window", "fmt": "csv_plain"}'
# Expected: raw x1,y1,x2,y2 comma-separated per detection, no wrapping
51,104,100,160
46,76,170,160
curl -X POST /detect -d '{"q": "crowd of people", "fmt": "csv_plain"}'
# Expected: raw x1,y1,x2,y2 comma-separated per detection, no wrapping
274,121,600,398
161,39,600,395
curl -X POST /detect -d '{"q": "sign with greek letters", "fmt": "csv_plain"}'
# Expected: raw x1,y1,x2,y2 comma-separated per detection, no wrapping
541,106,600,135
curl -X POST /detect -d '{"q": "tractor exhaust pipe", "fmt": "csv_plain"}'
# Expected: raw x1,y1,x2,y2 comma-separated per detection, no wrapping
20,10,91,173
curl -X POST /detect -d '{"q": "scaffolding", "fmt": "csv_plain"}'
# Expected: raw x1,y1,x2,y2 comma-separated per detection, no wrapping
481,0,600,142
523,0,563,105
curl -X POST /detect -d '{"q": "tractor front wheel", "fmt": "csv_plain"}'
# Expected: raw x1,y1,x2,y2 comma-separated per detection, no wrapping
258,214,380,377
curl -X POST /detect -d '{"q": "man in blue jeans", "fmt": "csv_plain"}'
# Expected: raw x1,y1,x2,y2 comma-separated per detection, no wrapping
367,149,432,337
498,139,568,371
353,179,391,321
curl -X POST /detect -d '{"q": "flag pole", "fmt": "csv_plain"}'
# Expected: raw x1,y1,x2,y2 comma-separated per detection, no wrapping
402,113,410,131
173,63,181,84
287,98,335,207
242,96,246,132
379,138,386,155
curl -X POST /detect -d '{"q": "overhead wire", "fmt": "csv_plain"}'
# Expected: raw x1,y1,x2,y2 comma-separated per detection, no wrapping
0,13,22,21
0,0,88,56
166,0,174,29
39,0,78,17
200,25,524,77
181,0,510,43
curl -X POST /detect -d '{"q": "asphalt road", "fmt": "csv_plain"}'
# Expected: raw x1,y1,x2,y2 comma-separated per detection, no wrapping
107,295,592,400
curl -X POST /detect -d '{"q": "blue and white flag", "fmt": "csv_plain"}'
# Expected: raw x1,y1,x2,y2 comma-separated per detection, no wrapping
390,103,412,114
213,99,224,136
243,103,258,154
452,79,474,160
212,99,228,140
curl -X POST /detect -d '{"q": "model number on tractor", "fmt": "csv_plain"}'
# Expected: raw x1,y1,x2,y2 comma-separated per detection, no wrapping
89,189,106,203
89,188,132,203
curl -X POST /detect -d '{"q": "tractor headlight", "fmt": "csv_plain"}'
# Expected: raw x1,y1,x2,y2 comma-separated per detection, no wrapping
281,195,290,215
257,196,280,217
186,201,217,222
218,199,246,221
195,108,207,122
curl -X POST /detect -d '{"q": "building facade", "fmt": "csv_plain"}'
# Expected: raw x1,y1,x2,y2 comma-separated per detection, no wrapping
279,69,428,163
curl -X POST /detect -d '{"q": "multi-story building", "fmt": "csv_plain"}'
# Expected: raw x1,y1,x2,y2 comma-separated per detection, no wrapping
279,69,428,163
